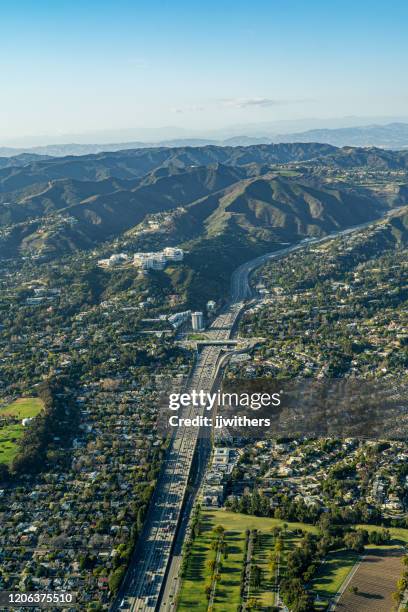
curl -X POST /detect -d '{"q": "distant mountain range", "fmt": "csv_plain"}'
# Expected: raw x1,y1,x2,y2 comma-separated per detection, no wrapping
0,143,337,194
1,123,408,157
274,123,408,149
1,141,404,260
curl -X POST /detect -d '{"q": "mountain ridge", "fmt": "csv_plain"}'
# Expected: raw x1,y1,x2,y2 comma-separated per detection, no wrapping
2,122,408,157
0,143,405,259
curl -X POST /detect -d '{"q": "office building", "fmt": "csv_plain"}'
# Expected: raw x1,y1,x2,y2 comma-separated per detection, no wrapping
191,311,204,331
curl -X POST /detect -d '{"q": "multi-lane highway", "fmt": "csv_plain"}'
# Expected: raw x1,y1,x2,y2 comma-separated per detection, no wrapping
111,214,393,612
112,301,244,611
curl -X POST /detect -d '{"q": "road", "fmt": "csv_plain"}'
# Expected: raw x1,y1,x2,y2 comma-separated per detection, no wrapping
111,213,392,612
112,303,245,612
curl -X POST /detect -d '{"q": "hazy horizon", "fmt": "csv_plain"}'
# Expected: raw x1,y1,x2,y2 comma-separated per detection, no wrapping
2,116,408,149
2,0,408,146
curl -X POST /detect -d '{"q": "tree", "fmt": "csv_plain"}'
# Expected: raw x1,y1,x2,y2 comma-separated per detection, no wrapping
268,551,276,575
274,538,283,554
108,565,125,594
280,577,314,611
251,565,262,589
344,530,365,553
0,463,10,482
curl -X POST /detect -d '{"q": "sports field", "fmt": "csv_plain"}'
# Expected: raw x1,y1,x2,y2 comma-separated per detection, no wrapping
0,397,43,465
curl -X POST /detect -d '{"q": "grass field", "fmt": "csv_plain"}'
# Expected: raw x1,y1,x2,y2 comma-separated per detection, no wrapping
178,512,245,612
312,549,360,610
177,510,317,611
270,168,301,177
249,527,309,608
249,530,275,608
0,397,44,419
205,510,317,535
177,510,408,611
0,397,43,465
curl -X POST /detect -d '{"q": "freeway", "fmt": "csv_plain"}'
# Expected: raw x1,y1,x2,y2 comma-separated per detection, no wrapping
112,304,243,612
111,213,392,612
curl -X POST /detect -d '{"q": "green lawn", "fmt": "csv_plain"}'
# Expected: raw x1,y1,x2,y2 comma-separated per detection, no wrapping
0,397,44,418
0,423,25,464
213,530,245,610
178,513,245,612
270,168,301,177
312,549,359,610
177,510,408,612
206,510,317,535
250,530,275,608
248,521,312,608
177,510,317,611
188,334,207,341
0,397,43,465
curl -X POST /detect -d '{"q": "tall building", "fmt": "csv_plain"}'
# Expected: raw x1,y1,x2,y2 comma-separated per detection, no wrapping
191,311,204,331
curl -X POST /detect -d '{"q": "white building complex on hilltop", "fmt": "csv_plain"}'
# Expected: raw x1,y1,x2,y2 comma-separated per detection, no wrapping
98,248,184,270
134,247,184,270
97,253,129,267
133,252,167,270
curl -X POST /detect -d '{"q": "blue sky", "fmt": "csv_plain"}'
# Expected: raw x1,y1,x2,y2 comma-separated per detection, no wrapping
1,0,408,144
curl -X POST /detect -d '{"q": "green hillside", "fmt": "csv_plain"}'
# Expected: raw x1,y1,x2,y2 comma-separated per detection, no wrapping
1,169,386,259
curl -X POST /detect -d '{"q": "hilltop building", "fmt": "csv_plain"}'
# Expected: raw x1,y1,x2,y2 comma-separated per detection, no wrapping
98,248,184,271
134,252,166,270
134,248,184,270
163,247,184,261
97,253,129,267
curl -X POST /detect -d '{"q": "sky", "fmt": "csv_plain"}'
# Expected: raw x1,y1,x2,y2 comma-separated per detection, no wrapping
1,0,408,145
